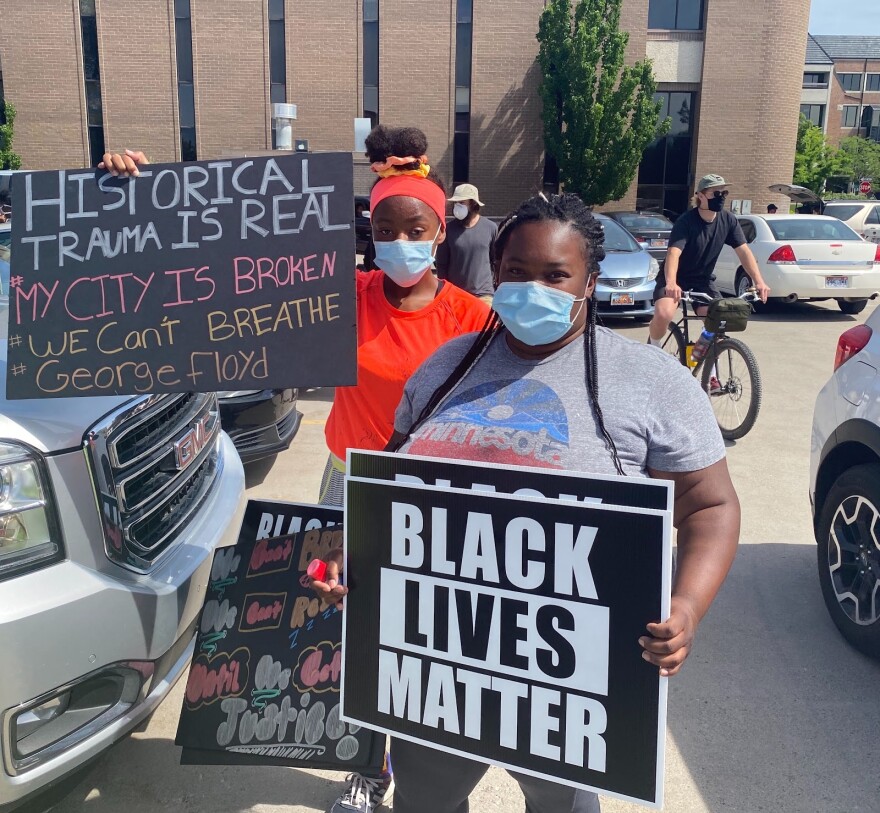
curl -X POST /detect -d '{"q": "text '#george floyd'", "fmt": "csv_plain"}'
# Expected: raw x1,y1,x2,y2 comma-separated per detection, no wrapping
6,153,357,399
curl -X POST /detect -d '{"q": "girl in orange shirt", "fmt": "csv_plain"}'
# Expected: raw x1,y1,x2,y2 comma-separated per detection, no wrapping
320,125,489,505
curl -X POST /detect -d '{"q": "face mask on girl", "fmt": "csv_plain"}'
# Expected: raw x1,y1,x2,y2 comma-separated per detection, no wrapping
453,203,470,220
374,225,443,287
491,281,587,346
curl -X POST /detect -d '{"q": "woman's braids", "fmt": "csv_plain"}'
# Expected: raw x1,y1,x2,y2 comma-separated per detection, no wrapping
364,124,446,193
393,192,625,476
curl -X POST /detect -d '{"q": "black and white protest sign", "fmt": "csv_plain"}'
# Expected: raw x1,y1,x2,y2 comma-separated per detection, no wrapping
347,449,672,511
177,501,384,772
342,477,671,808
7,154,356,398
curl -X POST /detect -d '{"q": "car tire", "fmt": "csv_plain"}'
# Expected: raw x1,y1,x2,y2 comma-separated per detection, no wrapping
837,298,868,315
816,463,880,659
734,270,753,299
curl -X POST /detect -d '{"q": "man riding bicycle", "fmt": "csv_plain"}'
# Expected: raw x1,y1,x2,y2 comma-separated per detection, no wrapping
648,174,770,347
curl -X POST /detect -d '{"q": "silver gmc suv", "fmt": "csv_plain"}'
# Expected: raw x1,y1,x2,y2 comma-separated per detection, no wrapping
0,224,246,811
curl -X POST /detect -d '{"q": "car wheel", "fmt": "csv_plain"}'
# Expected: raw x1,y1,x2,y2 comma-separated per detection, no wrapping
816,463,880,659
838,299,868,315
735,270,753,298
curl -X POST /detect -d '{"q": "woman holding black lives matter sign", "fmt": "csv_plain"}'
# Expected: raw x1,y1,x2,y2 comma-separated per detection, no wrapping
312,192,741,813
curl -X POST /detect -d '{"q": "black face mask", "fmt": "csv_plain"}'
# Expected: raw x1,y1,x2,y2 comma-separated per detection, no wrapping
707,195,725,213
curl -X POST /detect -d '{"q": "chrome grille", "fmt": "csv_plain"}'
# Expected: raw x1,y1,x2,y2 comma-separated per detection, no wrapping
598,277,642,290
85,392,222,572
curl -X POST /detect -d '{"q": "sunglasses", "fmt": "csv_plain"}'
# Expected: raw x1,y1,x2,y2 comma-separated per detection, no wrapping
705,190,729,199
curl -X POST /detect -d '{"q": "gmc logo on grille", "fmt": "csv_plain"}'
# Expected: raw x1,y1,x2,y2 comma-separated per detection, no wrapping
174,415,213,470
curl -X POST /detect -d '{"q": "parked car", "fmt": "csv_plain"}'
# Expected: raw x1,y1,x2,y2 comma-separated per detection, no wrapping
713,214,880,314
592,214,660,319
355,195,371,254
824,200,880,244
603,211,674,266
0,215,246,812
217,388,302,464
810,311,880,658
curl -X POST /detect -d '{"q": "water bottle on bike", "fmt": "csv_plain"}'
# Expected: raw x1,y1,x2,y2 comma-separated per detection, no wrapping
691,328,715,362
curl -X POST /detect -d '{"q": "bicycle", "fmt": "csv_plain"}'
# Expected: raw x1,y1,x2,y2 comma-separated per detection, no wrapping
660,290,762,441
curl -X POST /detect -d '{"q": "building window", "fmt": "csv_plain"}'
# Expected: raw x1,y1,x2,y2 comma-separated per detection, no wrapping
647,0,703,31
453,0,473,184
637,91,695,219
174,0,197,161
842,105,860,128
799,104,825,128
79,0,105,167
269,0,287,148
867,74,880,92
839,73,863,92
802,72,829,88
363,0,379,127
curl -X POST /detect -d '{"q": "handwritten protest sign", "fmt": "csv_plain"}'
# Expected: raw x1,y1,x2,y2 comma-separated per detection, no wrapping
343,475,671,808
176,501,384,771
7,154,356,399
347,449,672,511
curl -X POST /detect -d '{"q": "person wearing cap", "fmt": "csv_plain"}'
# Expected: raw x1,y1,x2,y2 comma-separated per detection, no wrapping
435,183,497,303
767,203,778,214
648,174,770,346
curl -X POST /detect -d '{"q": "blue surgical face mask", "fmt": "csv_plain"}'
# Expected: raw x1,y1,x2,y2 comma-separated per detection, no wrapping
492,281,587,346
374,225,442,288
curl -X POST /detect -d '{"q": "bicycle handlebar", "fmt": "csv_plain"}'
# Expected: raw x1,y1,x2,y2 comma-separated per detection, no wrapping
681,289,759,304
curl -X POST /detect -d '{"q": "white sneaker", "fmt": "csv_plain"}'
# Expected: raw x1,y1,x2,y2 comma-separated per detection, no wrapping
330,772,394,813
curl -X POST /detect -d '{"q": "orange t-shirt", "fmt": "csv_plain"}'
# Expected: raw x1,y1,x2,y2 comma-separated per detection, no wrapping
325,270,490,459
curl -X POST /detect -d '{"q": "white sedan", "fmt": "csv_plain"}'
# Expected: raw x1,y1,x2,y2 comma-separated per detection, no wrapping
714,214,880,315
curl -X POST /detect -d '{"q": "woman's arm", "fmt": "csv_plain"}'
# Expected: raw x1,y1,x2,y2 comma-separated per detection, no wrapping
642,458,740,676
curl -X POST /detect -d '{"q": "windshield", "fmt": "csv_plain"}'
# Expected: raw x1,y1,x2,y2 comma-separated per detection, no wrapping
824,205,864,222
615,214,673,231
767,218,861,241
597,217,641,252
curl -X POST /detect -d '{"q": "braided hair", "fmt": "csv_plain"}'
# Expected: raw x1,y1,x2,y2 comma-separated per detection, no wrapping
390,192,625,476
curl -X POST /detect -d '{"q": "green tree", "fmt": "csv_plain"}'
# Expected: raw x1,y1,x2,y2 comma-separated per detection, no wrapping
838,136,880,188
793,114,846,194
537,0,667,206
0,102,22,171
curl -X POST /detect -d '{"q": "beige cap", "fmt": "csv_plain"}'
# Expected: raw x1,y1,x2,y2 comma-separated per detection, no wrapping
448,183,484,207
696,174,728,192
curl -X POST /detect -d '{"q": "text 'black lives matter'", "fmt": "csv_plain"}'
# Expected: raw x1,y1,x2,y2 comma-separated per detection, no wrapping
343,476,671,808
7,154,356,399
176,501,384,771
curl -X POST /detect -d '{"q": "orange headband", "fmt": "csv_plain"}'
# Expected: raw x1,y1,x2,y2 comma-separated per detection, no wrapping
370,175,448,230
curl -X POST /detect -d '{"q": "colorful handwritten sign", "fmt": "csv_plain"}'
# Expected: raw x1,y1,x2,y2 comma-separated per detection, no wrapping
176,502,384,771
7,154,356,399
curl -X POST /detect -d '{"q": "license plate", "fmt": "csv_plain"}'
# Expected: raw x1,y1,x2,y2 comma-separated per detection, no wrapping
611,293,635,306
825,276,849,289
650,238,668,248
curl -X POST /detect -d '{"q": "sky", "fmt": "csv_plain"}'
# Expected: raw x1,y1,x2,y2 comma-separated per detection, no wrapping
809,0,880,35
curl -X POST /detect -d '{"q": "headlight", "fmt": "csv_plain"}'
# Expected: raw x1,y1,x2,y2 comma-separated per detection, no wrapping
217,390,262,399
647,256,660,281
0,442,63,581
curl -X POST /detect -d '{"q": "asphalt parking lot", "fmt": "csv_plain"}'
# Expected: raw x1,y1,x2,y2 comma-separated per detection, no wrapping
53,300,880,813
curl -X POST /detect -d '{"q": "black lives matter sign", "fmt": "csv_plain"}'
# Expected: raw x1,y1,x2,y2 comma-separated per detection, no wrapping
7,154,355,399
343,476,672,808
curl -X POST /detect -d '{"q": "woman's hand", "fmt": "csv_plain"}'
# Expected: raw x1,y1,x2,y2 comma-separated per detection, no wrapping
97,149,149,177
639,596,699,677
308,548,347,611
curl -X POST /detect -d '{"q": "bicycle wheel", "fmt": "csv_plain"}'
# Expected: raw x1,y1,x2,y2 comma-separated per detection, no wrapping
699,336,762,440
661,322,686,365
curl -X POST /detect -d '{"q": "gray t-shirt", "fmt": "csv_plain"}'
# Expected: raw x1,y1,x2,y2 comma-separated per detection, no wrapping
394,327,725,478
435,217,498,297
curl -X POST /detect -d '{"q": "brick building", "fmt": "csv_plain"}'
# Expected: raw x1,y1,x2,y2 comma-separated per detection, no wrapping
800,35,880,148
0,0,809,217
